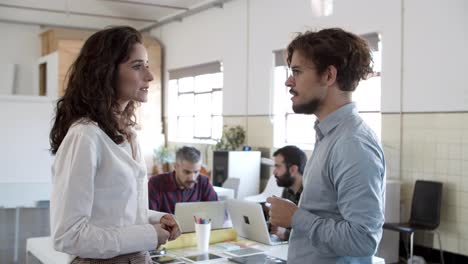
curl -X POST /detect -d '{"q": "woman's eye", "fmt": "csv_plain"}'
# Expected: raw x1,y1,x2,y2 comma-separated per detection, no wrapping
132,64,142,70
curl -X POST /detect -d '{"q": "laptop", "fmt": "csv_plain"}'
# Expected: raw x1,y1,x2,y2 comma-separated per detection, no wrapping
174,201,230,233
226,199,288,245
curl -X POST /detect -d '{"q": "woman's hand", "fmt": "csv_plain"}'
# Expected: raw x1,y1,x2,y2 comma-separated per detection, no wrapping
153,224,170,247
160,214,182,241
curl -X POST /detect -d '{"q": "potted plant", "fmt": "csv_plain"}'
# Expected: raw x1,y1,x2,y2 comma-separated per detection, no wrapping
152,146,175,174
214,125,246,151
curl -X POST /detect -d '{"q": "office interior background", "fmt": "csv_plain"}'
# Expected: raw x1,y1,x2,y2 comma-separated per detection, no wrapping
0,0,467,263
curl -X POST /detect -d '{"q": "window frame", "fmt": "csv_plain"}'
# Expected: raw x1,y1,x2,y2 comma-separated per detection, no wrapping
168,62,223,143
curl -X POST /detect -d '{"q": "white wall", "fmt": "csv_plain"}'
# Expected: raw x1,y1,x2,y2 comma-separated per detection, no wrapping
0,22,41,95
0,96,55,183
403,0,468,112
153,0,248,116
152,0,403,116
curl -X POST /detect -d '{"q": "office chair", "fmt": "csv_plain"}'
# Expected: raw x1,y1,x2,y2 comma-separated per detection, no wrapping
222,178,240,199
244,175,284,203
383,180,444,264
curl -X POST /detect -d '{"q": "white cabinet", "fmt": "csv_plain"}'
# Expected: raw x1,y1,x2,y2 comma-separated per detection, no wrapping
212,151,261,199
376,180,401,263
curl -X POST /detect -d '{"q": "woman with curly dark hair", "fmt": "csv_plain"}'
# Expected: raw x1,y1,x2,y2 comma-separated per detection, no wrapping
49,26,180,263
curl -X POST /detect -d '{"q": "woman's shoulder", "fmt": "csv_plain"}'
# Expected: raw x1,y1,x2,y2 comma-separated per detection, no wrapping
67,118,102,139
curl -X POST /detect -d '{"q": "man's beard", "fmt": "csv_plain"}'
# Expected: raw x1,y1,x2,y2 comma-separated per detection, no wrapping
182,180,196,189
292,97,321,114
275,171,295,188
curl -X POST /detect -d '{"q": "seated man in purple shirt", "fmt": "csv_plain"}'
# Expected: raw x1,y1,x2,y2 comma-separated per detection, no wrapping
148,146,218,214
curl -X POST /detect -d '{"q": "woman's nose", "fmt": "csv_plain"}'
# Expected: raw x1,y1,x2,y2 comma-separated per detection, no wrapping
146,68,154,82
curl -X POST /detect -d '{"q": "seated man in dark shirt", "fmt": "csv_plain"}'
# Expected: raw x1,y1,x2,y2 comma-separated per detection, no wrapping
148,146,218,214
269,145,307,240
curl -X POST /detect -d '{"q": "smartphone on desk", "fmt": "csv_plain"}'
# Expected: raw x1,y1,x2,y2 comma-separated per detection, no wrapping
180,253,225,263
224,248,264,257
228,254,287,264
151,255,186,264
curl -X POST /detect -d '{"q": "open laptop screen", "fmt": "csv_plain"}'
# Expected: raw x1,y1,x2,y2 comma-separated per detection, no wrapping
174,201,230,233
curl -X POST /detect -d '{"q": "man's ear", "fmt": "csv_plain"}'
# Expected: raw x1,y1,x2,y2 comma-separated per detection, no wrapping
289,164,299,175
324,65,337,86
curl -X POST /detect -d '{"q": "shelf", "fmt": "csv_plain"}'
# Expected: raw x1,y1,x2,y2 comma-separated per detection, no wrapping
0,94,56,103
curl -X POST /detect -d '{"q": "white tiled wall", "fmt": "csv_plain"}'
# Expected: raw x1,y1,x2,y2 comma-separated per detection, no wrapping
386,113,468,255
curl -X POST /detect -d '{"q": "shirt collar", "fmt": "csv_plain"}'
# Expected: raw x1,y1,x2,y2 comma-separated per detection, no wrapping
287,185,303,196
314,103,357,141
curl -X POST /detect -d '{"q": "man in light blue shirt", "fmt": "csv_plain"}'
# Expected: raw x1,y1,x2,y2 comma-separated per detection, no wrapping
267,28,385,264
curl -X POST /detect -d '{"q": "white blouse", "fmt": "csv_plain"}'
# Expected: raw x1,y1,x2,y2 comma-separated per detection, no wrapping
50,120,166,260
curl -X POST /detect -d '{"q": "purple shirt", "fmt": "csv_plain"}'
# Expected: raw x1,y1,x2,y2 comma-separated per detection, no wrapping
148,171,218,214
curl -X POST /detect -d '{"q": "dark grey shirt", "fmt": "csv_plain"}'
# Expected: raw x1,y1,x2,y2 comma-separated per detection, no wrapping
288,103,386,264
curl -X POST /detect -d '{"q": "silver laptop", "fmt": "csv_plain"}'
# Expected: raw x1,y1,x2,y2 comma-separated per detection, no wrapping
226,199,288,245
174,201,230,233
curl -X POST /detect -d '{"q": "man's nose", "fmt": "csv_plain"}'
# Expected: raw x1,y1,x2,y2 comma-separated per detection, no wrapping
285,75,295,87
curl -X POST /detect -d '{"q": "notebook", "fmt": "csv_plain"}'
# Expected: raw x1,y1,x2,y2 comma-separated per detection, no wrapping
226,199,288,245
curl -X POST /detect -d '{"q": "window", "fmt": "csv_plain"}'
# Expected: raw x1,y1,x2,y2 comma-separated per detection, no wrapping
273,33,382,149
168,62,223,143
310,0,334,17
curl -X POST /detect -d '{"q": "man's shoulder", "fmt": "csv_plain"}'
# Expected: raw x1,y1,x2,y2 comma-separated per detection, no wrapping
198,174,210,180
149,172,173,184
197,174,213,185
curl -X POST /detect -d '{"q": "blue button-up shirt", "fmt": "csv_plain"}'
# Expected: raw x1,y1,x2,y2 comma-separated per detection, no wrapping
288,103,386,264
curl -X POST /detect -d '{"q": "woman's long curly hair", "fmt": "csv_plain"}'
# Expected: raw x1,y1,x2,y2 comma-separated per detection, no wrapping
50,26,142,154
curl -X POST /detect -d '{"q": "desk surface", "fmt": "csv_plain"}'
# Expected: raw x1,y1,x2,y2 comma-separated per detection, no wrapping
27,236,385,264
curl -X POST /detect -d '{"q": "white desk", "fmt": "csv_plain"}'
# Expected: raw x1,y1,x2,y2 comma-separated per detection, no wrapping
27,236,385,264
26,237,70,264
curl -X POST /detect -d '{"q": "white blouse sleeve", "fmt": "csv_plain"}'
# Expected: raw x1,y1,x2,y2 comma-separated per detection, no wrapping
50,129,158,259
148,210,168,224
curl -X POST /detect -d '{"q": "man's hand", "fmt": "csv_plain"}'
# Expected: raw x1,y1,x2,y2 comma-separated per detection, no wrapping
153,224,170,247
266,196,298,228
269,223,289,241
160,214,182,241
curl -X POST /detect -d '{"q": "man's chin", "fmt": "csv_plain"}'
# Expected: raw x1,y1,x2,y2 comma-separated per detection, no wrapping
184,183,195,189
292,100,320,114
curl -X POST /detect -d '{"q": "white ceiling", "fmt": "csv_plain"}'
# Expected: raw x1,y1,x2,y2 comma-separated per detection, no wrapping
0,0,232,31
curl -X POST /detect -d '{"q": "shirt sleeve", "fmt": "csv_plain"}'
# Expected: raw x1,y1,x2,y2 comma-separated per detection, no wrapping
148,210,167,224
50,130,158,259
291,139,385,257
201,177,218,201
148,177,161,211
